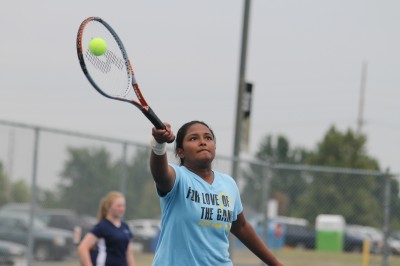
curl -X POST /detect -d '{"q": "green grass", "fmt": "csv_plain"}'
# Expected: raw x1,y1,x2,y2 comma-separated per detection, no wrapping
234,249,400,266
32,249,400,266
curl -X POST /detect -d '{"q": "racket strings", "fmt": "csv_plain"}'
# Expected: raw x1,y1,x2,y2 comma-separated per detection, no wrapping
85,49,125,74
83,41,131,98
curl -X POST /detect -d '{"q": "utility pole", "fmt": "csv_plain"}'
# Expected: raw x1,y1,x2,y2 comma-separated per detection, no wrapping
230,0,251,259
232,0,251,181
357,61,368,136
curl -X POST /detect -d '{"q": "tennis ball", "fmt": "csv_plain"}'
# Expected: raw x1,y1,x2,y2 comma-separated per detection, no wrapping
89,38,107,56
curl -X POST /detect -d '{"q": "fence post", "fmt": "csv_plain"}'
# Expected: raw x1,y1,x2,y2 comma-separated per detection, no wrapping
28,128,40,266
260,161,272,266
120,142,128,195
382,169,391,266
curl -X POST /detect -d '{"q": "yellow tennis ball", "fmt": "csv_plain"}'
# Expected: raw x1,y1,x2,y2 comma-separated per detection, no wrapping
89,38,107,56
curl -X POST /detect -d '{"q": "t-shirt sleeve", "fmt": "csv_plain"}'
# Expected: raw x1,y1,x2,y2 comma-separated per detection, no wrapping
159,163,181,199
90,222,104,238
158,163,183,215
156,163,180,198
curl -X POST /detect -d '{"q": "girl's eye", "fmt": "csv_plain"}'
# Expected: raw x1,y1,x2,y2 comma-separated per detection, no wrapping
189,136,197,141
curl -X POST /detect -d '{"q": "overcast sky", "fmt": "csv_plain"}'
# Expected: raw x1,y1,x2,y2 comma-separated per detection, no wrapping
1,0,399,187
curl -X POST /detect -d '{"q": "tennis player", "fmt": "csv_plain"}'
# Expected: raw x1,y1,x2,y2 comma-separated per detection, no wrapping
150,121,283,266
77,191,135,266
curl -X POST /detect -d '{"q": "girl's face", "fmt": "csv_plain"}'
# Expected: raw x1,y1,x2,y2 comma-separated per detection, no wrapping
108,196,126,219
177,123,216,167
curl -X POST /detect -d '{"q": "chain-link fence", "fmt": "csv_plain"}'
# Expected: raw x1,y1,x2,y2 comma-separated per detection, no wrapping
222,157,399,266
0,119,399,266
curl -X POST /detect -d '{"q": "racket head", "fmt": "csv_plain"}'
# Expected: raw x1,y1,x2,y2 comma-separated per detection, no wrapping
76,17,141,108
77,17,169,133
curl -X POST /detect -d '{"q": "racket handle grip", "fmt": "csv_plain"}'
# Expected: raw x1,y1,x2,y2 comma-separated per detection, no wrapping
143,107,175,143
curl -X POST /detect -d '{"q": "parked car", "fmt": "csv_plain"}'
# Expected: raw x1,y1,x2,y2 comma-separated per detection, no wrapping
284,223,315,249
41,209,80,231
0,240,26,266
0,212,74,261
389,231,400,255
0,204,97,244
346,225,383,254
127,219,161,241
127,219,160,252
344,226,369,253
249,215,316,249
391,230,400,241
275,216,315,249
40,209,96,243
388,237,400,255
78,215,98,239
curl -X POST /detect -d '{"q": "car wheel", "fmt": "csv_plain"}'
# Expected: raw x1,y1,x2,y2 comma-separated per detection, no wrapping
351,246,362,253
295,243,306,250
34,244,50,261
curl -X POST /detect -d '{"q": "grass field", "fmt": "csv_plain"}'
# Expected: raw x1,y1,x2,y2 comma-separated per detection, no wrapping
237,249,400,266
32,248,400,266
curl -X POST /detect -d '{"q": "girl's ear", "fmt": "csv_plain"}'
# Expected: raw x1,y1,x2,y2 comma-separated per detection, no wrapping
176,148,184,159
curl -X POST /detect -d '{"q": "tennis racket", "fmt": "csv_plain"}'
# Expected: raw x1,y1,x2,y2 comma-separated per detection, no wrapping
76,16,169,133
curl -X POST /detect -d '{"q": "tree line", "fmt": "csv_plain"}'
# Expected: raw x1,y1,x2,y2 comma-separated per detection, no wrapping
241,126,400,228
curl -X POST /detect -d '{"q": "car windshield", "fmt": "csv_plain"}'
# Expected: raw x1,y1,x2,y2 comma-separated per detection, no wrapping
347,226,383,241
19,215,47,230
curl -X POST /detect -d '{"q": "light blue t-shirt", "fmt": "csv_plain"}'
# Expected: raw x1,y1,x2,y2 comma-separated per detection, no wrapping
152,164,243,266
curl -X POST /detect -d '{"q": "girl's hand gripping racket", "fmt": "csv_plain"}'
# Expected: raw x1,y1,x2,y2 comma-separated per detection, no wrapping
76,17,174,142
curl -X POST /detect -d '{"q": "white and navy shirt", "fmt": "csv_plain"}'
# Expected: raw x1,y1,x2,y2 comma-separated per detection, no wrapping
90,219,132,266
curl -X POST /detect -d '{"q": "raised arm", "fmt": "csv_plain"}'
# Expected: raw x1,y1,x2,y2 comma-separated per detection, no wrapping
150,123,176,195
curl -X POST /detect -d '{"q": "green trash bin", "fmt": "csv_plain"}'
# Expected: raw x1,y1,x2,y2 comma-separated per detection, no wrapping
316,214,345,252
